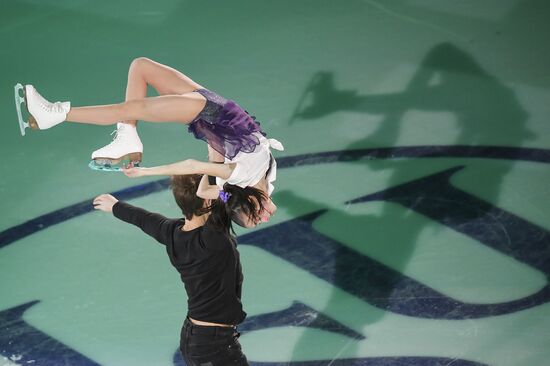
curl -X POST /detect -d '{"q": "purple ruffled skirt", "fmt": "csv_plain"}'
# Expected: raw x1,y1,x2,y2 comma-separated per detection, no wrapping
188,89,265,160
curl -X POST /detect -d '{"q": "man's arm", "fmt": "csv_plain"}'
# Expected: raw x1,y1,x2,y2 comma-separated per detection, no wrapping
93,194,177,246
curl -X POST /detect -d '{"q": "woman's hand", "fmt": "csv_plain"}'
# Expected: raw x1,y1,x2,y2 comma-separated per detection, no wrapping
122,166,146,178
93,194,119,213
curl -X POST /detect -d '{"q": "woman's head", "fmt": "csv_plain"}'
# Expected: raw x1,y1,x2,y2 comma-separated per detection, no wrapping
221,184,277,228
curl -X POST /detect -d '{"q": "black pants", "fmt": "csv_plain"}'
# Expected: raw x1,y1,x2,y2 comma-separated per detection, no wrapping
180,318,249,366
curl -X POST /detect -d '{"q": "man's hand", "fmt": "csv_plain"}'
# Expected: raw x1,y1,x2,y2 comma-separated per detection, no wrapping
93,194,119,213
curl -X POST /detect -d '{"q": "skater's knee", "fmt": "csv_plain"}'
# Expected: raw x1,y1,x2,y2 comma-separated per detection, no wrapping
129,57,153,74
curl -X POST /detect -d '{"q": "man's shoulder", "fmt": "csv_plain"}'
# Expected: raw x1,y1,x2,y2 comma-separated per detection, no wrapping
200,225,234,251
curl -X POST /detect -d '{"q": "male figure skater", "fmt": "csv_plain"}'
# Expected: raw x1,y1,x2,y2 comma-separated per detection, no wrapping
93,174,248,365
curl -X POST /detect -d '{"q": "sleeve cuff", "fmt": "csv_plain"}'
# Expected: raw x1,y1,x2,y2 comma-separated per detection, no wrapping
112,201,130,220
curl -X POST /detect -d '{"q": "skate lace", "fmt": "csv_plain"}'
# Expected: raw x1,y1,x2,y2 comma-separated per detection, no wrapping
40,100,65,113
29,86,67,115
105,127,126,147
35,89,63,113
112,127,126,140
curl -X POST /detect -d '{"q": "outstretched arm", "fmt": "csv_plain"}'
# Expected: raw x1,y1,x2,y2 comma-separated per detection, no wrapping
93,194,120,212
122,159,235,179
93,194,177,246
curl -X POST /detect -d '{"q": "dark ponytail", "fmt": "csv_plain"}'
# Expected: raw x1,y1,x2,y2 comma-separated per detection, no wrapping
221,183,267,227
205,198,236,244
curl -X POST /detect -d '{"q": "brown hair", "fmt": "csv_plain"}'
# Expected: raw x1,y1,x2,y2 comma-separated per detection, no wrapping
170,175,208,220
171,175,235,240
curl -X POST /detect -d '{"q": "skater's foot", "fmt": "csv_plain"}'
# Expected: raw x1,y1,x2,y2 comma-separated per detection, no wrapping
91,123,143,170
24,85,70,130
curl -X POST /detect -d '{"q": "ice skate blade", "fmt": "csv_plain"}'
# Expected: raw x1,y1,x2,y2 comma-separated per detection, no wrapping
89,161,122,172
14,83,30,136
88,160,141,172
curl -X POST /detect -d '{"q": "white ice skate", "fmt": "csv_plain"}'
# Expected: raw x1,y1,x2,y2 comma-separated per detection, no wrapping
89,123,143,172
14,84,70,136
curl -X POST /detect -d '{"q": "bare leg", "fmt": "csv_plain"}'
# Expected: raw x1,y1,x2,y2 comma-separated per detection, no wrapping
122,57,204,127
208,144,225,163
66,94,206,125
66,57,206,126
63,58,217,169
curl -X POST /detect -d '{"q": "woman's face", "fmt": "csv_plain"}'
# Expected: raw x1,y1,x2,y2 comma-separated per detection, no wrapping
235,197,277,228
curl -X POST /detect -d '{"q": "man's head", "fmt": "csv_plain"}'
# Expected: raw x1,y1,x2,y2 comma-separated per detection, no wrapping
171,174,208,220
171,175,235,238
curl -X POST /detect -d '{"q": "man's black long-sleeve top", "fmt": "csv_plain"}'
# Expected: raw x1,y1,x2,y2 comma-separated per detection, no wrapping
113,201,246,325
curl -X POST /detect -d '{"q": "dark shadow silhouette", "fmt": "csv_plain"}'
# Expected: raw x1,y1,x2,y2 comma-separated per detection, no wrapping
284,42,534,360
270,189,395,359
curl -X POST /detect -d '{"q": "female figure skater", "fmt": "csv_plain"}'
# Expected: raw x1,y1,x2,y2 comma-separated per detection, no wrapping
93,174,249,365
20,57,283,227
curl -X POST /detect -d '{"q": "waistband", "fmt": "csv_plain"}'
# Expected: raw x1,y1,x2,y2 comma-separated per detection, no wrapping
184,318,237,336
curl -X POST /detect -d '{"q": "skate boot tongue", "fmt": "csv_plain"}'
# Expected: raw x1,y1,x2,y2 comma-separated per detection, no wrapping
116,122,132,131
51,101,70,114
